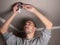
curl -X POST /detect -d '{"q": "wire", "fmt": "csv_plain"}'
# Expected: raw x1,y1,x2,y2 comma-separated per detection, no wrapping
0,17,60,32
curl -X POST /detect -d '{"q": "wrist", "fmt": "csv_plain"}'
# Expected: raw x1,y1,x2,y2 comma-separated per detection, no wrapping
12,13,17,17
13,12,18,15
33,9,40,15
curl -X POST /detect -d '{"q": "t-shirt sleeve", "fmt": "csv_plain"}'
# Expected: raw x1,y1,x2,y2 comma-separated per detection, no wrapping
2,31,15,40
2,31,22,45
39,29,51,45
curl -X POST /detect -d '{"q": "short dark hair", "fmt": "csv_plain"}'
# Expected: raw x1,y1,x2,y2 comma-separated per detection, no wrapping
23,18,36,27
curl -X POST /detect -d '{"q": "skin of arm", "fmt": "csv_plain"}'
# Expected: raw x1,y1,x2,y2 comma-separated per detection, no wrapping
0,4,19,34
23,4,53,30
33,10,53,29
0,4,53,34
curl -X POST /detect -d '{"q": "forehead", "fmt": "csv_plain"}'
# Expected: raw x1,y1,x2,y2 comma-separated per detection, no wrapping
24,20,36,27
25,21,34,24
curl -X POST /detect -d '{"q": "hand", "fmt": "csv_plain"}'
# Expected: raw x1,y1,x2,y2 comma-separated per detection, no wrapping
13,4,19,14
23,4,37,13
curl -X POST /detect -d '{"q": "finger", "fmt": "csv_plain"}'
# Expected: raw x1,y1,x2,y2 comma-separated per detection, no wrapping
23,5,32,9
23,6,28,10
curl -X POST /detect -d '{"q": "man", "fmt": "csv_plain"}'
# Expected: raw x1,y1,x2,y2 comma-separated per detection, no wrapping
0,2,53,45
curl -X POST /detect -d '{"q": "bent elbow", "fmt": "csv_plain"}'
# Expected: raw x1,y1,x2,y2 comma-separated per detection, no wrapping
46,23,53,29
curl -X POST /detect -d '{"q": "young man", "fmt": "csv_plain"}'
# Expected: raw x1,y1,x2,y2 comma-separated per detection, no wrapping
0,2,53,45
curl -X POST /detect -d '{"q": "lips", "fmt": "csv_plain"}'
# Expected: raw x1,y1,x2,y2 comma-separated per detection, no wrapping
24,27,29,31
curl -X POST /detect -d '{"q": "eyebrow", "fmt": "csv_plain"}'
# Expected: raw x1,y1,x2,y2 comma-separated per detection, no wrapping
27,21,34,24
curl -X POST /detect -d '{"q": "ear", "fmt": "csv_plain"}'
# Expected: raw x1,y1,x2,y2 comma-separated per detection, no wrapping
33,27,36,32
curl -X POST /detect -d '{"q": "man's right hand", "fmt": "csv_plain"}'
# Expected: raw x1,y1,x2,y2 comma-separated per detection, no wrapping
13,4,19,15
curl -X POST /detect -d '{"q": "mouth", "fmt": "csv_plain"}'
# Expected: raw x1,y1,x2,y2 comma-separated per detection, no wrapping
24,27,29,31
24,27,30,34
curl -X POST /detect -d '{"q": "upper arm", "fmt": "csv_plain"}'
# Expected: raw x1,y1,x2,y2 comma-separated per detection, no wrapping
2,31,22,45
2,31,15,40
0,26,9,34
45,22,53,30
39,29,51,45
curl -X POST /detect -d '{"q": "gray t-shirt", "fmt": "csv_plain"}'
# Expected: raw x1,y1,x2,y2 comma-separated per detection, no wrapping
3,29,51,45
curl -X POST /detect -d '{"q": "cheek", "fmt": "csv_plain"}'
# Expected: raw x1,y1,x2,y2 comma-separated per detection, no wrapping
29,26,35,31
29,26,34,29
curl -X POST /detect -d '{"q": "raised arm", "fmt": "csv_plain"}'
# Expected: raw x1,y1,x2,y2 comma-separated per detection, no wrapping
33,10,53,29
0,4,18,34
23,4,53,29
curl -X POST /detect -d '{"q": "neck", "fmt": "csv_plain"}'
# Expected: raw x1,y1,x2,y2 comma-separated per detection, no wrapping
26,32,35,39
